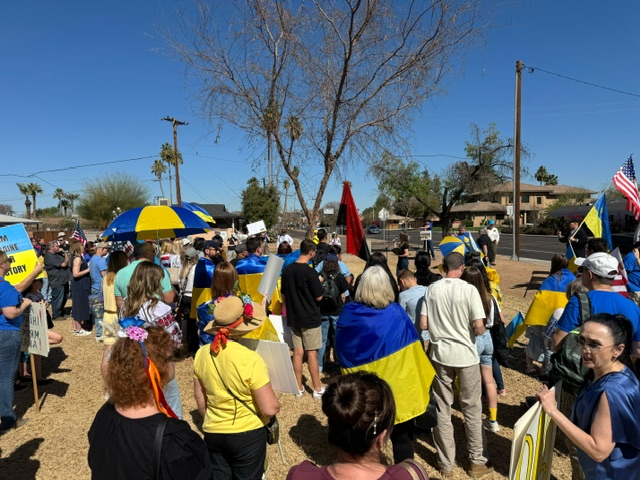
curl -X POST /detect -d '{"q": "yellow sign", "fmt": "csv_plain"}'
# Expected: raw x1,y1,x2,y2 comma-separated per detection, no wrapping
0,224,40,286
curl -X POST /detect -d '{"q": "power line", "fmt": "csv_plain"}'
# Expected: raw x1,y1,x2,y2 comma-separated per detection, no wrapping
0,155,156,178
523,64,640,98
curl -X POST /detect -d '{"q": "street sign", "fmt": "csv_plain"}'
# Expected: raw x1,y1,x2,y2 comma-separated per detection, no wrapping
378,208,389,222
506,205,514,217
323,208,334,215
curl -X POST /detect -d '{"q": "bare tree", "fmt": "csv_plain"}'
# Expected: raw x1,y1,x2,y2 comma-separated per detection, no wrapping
170,0,483,237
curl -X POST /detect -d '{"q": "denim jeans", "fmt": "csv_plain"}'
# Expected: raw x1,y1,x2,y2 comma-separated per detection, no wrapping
0,330,22,430
91,288,103,337
204,427,267,480
42,277,51,304
50,285,66,320
163,377,183,419
492,357,504,391
319,315,338,372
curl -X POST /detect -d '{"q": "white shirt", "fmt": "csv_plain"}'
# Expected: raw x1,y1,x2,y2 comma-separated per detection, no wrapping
487,227,500,243
276,234,293,247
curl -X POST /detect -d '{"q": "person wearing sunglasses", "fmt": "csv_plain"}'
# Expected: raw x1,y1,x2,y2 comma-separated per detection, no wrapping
537,313,640,478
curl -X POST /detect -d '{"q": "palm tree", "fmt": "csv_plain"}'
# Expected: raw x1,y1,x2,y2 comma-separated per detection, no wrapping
284,115,303,144
59,198,71,217
151,159,167,198
65,193,80,216
53,188,66,215
159,142,182,204
26,182,43,219
16,183,32,219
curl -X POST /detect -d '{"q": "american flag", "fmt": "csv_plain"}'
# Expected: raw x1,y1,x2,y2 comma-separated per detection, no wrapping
71,219,87,245
111,240,135,262
613,156,640,221
610,247,630,298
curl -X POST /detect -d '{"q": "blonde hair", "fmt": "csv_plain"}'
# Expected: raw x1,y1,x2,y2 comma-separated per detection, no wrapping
355,266,395,309
172,239,184,256
123,262,165,317
69,240,84,258
160,240,173,255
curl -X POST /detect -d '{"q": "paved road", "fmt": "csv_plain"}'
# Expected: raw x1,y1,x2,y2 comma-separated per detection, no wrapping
370,230,563,263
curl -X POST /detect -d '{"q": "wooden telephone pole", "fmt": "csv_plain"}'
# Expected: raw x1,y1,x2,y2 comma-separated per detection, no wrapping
512,60,523,260
161,116,188,207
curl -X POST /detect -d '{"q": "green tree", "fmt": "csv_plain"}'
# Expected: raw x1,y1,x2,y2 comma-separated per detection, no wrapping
241,177,279,229
151,159,167,198
534,165,558,185
372,124,529,235
77,173,149,229
53,188,66,216
16,183,32,219
36,206,62,218
65,193,80,216
170,0,484,238
159,143,182,204
26,183,43,219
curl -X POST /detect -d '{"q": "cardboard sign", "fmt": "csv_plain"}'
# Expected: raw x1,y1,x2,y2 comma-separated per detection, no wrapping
509,384,559,480
0,224,41,286
21,302,50,357
239,338,299,395
258,254,284,301
419,229,432,241
246,220,267,237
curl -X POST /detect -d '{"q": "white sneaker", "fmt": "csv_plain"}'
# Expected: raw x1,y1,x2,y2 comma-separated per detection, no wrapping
95,335,104,343
74,329,91,337
312,387,326,399
295,388,305,398
484,419,500,433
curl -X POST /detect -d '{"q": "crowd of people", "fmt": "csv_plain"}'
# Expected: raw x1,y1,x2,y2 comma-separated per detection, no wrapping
2,222,640,480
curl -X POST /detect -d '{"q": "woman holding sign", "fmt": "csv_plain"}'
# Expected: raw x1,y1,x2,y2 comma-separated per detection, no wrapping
537,313,640,478
0,250,33,432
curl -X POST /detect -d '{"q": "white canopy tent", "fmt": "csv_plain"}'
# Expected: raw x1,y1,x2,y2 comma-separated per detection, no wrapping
0,214,42,226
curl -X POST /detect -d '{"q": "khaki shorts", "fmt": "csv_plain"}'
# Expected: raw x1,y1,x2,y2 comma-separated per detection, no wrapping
290,326,322,351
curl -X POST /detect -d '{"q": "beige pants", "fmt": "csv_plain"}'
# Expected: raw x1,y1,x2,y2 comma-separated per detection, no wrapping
432,361,489,471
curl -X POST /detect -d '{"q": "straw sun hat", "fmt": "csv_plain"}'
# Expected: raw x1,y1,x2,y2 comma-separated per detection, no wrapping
204,296,266,336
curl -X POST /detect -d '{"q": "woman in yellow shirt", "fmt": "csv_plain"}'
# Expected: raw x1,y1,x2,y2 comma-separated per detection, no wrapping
193,295,280,480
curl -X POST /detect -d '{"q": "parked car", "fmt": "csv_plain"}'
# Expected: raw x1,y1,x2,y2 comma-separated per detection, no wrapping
367,224,381,234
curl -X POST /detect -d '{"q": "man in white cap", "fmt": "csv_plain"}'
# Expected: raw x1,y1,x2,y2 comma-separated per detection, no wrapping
57,231,70,252
486,220,499,264
551,251,640,480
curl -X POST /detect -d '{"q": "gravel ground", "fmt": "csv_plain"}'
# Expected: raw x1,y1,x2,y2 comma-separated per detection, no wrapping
0,245,575,479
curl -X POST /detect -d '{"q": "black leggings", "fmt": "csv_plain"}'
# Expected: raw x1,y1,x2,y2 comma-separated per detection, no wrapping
390,419,415,463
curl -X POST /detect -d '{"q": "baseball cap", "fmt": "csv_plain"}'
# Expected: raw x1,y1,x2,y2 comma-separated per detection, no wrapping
57,232,65,238
182,238,192,246
575,252,618,279
235,243,247,254
184,247,198,259
95,242,111,249
203,239,222,250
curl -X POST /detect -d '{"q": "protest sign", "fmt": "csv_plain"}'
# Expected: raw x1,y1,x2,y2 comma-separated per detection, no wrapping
509,384,559,480
258,254,284,302
21,302,50,357
239,338,299,395
246,220,267,237
0,224,41,286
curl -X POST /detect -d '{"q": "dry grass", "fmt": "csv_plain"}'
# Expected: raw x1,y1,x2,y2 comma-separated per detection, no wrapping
0,250,574,479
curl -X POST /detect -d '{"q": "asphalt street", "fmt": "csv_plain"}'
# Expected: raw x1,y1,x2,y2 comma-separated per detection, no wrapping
369,230,564,263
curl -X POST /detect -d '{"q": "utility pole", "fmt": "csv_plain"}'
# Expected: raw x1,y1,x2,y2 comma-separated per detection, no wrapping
512,60,523,260
161,116,188,207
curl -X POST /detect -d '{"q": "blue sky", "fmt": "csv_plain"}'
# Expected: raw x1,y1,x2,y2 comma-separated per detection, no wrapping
2,1,639,219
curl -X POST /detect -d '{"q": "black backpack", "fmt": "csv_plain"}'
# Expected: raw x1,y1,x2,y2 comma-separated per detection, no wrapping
319,270,341,315
549,292,591,395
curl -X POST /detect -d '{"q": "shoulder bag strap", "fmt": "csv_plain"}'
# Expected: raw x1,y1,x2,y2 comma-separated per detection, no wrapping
154,416,168,480
396,459,429,480
209,351,261,419
576,292,591,326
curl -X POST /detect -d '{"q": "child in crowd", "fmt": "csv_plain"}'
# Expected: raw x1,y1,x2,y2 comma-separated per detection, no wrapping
19,279,63,382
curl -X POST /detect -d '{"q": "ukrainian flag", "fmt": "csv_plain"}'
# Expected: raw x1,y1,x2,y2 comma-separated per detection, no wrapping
566,244,578,273
524,269,576,329
506,312,525,348
583,195,612,250
335,302,435,424
190,257,216,320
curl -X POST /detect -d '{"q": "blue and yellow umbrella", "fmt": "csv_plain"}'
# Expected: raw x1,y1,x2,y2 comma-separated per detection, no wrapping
438,235,468,257
101,205,211,242
180,202,216,225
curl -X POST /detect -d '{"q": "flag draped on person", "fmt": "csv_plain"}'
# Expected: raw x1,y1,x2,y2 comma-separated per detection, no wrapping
582,195,612,250
613,156,640,221
335,302,434,424
506,312,525,348
336,181,370,261
71,219,87,245
524,268,576,329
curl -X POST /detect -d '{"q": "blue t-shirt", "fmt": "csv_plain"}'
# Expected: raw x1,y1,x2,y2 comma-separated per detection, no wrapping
0,278,24,331
623,252,640,292
557,290,640,341
89,255,108,292
572,367,640,478
398,285,428,341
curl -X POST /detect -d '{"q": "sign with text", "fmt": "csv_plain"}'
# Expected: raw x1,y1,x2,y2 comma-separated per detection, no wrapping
239,338,299,395
21,302,50,357
246,220,267,237
509,384,559,480
0,224,41,286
